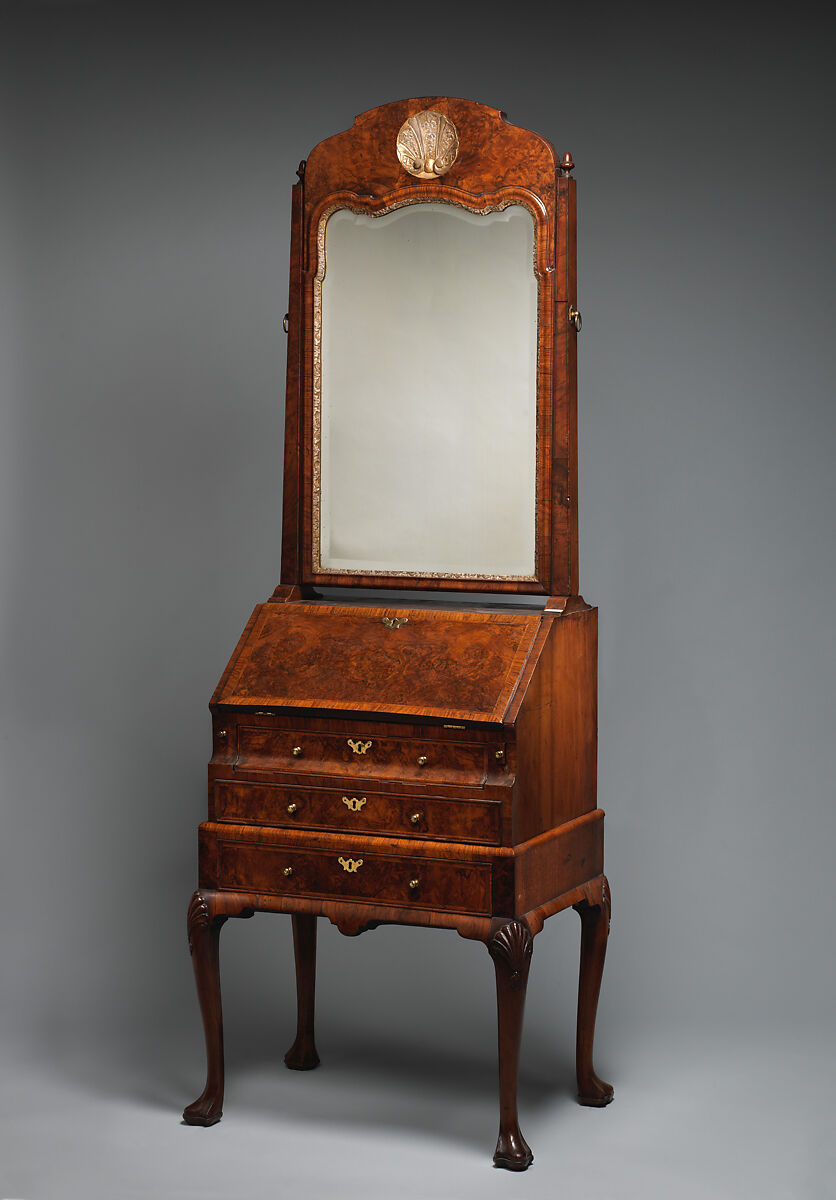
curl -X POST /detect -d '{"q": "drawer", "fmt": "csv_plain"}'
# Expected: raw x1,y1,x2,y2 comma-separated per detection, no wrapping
235,726,491,785
216,834,492,916
213,780,501,845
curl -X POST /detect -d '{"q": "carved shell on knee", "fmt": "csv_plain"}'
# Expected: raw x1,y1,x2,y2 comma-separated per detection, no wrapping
396,110,459,179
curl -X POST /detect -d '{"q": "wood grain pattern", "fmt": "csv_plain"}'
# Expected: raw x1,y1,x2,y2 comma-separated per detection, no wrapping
212,779,502,845
573,875,613,1106
280,171,305,586
304,98,557,221
272,96,576,596
186,98,609,1171
214,603,540,721
283,913,320,1071
178,877,607,947
558,174,579,593
512,606,598,842
182,890,254,1127
488,919,534,1170
208,606,261,709
514,810,603,913
210,709,510,749
198,812,602,919
233,725,490,785
215,835,492,916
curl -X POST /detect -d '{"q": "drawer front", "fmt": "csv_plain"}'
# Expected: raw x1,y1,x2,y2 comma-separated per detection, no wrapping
236,726,490,785
214,780,501,845
217,837,492,915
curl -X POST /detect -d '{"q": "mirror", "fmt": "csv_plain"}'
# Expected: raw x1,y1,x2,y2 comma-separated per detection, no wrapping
314,202,538,579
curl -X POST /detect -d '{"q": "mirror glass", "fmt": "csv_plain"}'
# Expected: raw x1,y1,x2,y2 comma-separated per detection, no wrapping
316,202,538,578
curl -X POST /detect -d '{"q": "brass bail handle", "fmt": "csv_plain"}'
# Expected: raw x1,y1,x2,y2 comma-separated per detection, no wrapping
569,305,582,333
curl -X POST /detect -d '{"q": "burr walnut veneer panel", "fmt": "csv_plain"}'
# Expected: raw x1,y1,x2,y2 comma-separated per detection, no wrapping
212,780,502,845
214,603,540,722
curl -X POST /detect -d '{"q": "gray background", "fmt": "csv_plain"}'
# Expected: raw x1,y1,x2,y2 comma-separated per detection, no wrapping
1,3,834,1198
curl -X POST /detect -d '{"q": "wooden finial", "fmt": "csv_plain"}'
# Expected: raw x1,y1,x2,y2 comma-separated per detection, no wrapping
560,151,575,177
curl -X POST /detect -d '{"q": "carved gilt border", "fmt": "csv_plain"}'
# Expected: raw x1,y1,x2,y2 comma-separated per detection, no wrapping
308,186,552,584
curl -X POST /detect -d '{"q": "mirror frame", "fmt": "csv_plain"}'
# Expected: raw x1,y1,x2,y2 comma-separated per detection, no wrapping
280,97,579,596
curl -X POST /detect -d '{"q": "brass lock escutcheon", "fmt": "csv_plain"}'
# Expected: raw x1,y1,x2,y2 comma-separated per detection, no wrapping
342,796,367,812
347,738,373,755
338,856,363,873
382,616,408,629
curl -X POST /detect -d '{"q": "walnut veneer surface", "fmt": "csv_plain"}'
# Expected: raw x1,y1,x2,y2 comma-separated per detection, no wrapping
184,97,611,1173
214,604,541,721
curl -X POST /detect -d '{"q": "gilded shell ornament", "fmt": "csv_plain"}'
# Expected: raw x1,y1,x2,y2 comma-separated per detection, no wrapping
396,110,459,179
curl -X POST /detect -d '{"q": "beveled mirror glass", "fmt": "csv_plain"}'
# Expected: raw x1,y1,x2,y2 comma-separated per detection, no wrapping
314,202,538,579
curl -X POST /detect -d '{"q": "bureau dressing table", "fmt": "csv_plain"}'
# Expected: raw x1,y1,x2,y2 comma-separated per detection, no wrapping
183,97,612,1171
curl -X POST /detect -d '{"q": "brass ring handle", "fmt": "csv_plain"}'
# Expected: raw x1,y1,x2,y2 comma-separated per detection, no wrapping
408,878,420,890
283,866,293,877
292,746,303,757
569,305,582,332
287,803,298,814
409,812,422,825
282,313,289,333
417,755,428,767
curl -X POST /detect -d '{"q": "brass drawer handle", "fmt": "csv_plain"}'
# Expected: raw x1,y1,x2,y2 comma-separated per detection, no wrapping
408,878,420,891
417,755,428,767
409,811,422,825
569,305,582,332
347,738,373,755
283,866,293,878
495,748,504,760
342,796,367,812
217,728,227,739
292,745,303,757
338,856,363,873
287,803,298,815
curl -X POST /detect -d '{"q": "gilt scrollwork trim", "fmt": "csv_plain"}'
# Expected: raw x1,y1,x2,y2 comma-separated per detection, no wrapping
396,110,459,179
310,194,544,580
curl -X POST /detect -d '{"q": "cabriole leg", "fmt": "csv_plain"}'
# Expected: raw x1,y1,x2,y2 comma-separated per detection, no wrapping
284,913,320,1070
573,875,614,1106
487,919,535,1171
183,890,229,1126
